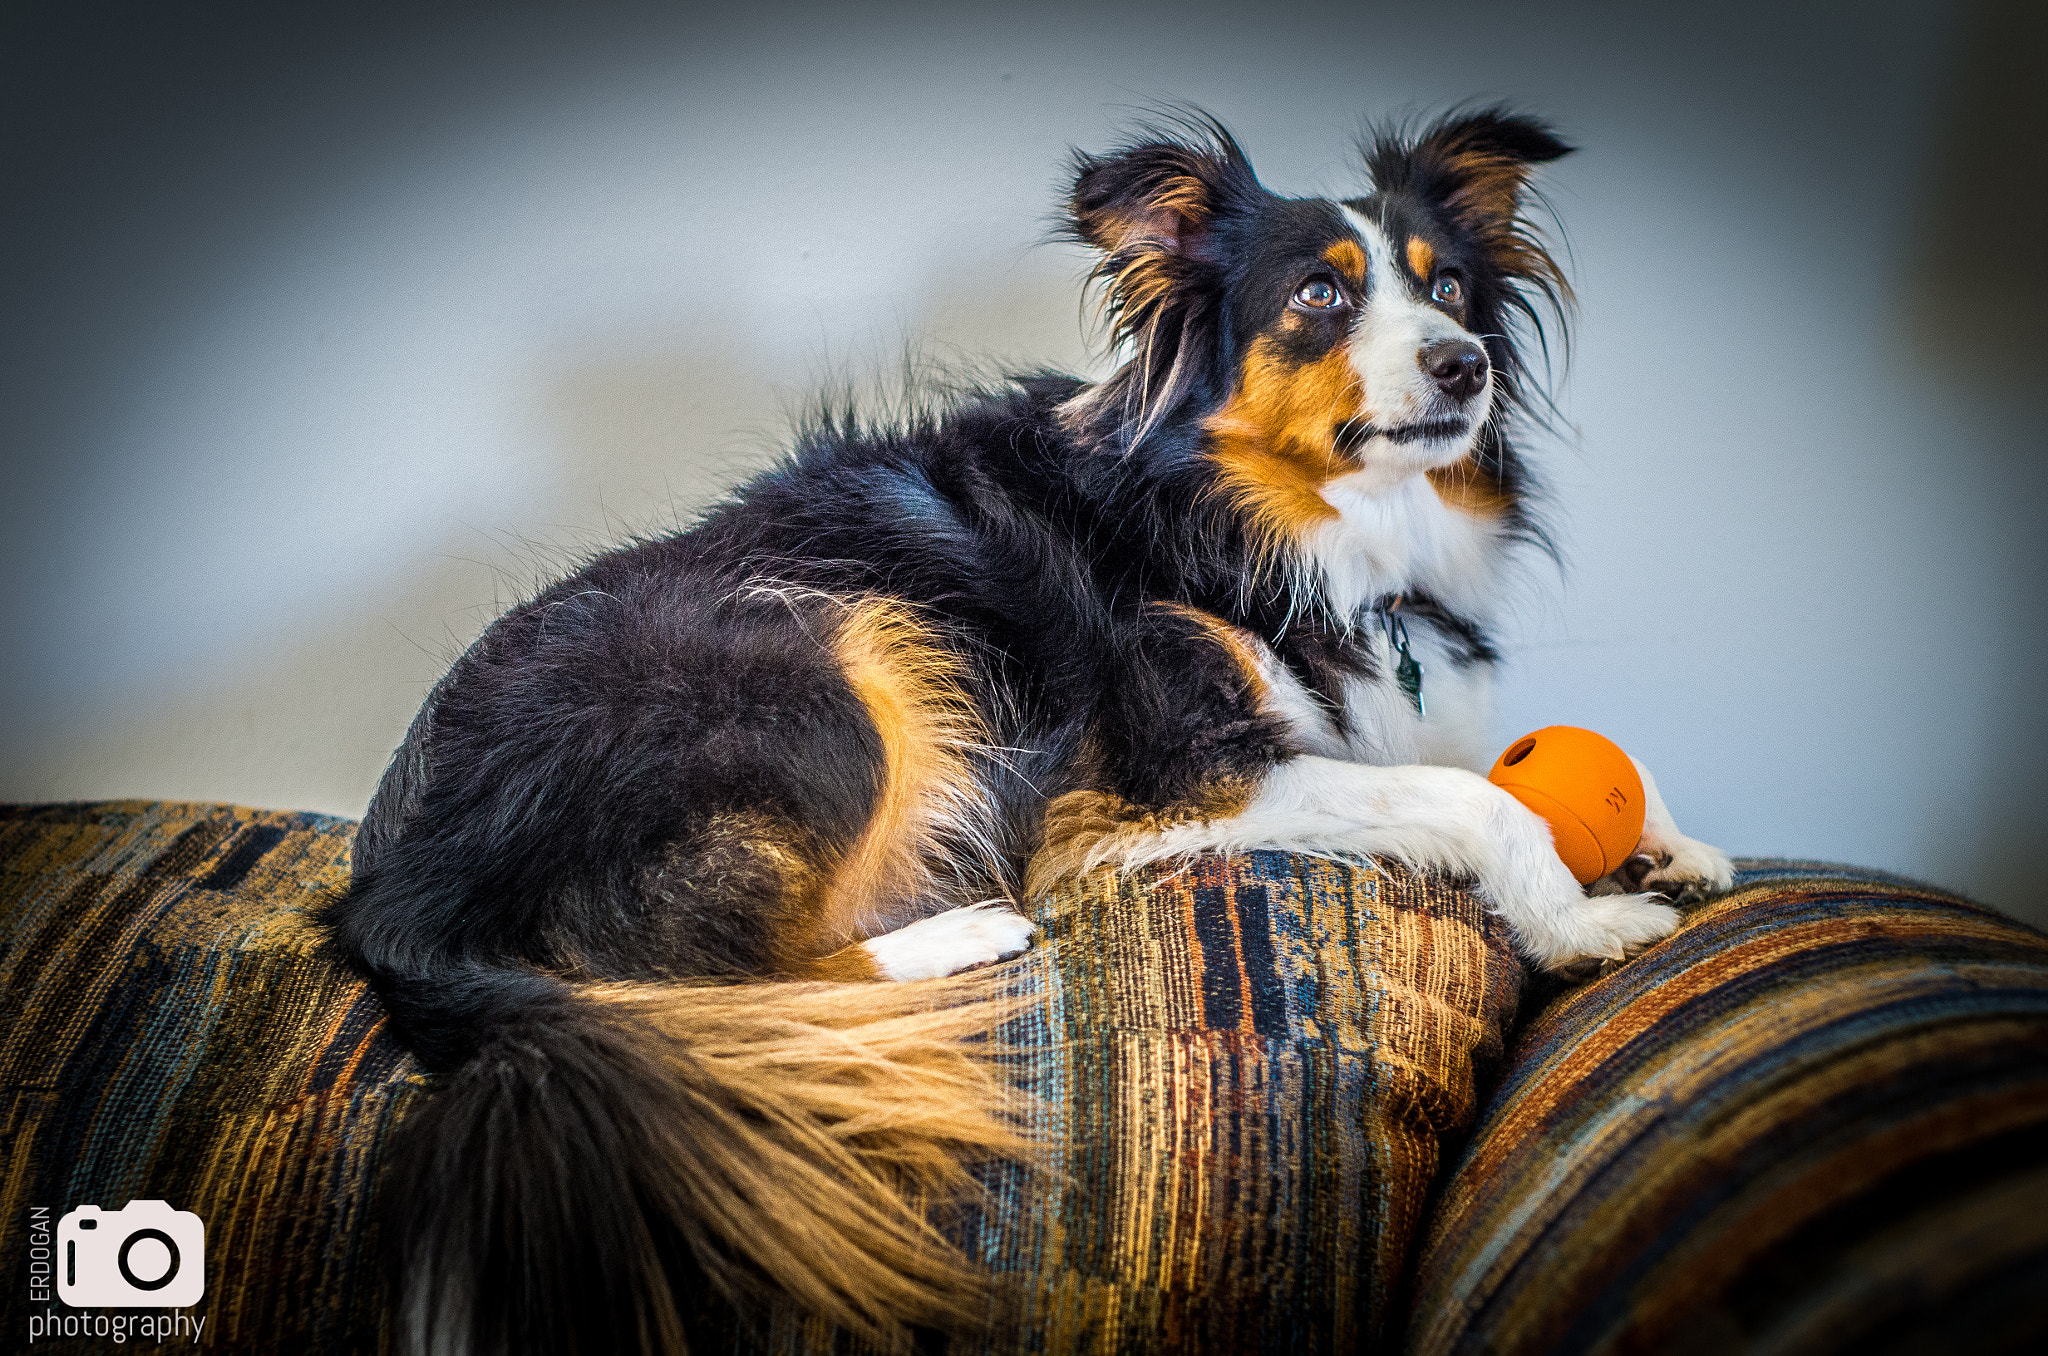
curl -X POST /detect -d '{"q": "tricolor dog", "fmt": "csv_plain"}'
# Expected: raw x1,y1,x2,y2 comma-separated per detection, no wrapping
326,108,1734,1354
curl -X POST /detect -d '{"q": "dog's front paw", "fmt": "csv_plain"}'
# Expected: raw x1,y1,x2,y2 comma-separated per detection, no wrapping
864,902,1037,981
1476,786,1682,972
1540,891,1682,978
1594,835,1734,910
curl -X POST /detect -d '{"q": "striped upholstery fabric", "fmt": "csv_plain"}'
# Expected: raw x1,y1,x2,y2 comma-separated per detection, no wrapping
1406,863,2048,1356
0,802,1524,1354
0,801,413,1353
883,850,1520,1355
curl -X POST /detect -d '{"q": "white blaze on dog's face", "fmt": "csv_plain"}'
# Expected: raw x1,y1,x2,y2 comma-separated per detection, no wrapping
1334,206,1495,489
1195,193,1520,617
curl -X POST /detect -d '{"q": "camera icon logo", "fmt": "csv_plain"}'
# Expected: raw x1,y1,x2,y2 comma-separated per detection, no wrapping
55,1201,206,1308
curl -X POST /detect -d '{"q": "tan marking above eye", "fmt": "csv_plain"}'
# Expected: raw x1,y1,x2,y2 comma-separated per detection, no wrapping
1406,237,1437,279
1323,238,1367,281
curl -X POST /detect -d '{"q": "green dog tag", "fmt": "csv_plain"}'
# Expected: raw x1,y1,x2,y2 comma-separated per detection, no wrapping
1396,649,1425,717
1385,608,1425,717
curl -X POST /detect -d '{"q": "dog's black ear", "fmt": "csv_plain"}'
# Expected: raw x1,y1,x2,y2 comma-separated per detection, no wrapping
1368,108,1572,287
1068,134,1243,264
1062,119,1260,448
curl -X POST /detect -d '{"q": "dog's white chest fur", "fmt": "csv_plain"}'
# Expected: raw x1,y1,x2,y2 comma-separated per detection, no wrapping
1304,470,1503,621
1255,622,1495,774
1259,472,1503,772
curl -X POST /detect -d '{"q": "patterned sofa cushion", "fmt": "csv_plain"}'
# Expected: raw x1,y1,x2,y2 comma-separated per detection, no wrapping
0,802,1523,1354
0,802,405,1352
1405,863,2048,1356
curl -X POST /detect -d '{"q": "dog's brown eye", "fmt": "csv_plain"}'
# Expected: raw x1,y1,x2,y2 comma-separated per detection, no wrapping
1295,279,1340,309
1432,273,1464,305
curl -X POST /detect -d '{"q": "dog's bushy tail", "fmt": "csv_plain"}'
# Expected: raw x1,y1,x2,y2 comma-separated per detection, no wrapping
381,966,1027,1356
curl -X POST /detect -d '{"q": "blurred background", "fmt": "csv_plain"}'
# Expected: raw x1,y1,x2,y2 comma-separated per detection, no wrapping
3,1,2043,923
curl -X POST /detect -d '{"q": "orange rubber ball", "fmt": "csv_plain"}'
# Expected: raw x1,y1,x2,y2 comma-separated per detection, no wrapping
1487,726,1647,885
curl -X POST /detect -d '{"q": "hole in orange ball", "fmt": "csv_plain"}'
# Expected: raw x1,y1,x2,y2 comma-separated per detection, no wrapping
1502,737,1536,767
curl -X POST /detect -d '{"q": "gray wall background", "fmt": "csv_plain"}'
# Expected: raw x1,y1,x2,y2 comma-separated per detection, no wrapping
4,1,2043,923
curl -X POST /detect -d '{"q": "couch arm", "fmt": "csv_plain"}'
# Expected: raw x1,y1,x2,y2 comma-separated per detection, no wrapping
1406,862,2048,1356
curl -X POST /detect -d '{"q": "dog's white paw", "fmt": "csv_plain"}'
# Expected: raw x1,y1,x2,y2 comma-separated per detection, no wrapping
1507,882,1681,974
864,902,1037,981
1593,835,1735,910
1649,835,1735,904
1572,890,1682,960
1474,787,1681,973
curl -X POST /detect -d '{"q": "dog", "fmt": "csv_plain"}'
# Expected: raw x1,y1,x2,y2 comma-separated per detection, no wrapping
325,107,1734,1354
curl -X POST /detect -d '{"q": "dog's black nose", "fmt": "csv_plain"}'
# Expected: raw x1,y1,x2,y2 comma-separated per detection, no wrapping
1420,339,1489,402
